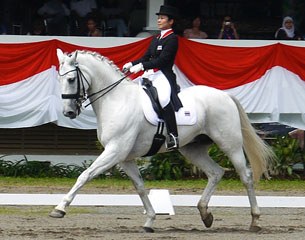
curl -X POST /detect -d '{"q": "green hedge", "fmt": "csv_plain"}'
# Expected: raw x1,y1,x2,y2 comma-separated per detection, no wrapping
144,136,305,180
0,135,304,180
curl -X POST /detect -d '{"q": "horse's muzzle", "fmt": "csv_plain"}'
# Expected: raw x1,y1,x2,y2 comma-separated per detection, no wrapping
63,110,77,119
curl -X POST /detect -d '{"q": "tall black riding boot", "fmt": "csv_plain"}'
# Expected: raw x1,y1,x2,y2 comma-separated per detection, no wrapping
162,103,179,150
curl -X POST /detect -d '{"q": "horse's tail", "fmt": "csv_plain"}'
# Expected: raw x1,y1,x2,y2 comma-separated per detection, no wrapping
230,96,275,182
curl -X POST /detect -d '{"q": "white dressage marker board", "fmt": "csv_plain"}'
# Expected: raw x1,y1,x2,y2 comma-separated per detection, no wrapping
148,189,175,215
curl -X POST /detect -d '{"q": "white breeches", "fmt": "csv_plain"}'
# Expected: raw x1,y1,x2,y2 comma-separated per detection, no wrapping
138,70,171,108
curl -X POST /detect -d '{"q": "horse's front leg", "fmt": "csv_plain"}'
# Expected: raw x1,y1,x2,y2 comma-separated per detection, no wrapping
49,144,124,218
119,160,156,232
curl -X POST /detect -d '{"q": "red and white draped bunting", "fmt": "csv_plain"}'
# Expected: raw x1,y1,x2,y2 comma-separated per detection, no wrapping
1,37,305,129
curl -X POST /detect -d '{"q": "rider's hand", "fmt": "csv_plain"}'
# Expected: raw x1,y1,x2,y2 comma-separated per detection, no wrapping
122,62,133,72
129,63,144,73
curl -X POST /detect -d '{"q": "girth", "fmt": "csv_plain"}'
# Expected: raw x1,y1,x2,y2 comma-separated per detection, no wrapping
142,122,165,157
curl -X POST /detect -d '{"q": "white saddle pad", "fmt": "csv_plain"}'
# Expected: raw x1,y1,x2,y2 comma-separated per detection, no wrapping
140,87,197,126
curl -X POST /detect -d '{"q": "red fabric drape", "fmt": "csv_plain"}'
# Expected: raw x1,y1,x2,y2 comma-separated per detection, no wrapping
54,37,153,70
0,37,152,86
176,37,278,89
0,40,57,86
175,38,305,89
279,43,305,81
2,37,305,89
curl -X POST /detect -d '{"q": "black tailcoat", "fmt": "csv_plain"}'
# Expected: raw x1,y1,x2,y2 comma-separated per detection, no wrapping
132,32,183,111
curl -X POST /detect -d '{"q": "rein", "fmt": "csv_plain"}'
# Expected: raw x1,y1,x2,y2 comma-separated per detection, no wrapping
59,62,131,110
84,71,131,108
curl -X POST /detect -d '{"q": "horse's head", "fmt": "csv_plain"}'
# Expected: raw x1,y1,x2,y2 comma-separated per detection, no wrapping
57,49,90,119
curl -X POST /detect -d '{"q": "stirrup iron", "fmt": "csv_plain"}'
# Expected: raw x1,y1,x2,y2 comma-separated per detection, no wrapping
166,133,179,151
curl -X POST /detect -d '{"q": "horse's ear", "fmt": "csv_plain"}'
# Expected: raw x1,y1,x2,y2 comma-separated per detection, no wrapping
71,51,78,62
57,48,65,64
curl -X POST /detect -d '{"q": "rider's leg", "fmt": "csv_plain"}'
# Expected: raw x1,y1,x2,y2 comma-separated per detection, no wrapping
162,103,179,150
151,73,179,150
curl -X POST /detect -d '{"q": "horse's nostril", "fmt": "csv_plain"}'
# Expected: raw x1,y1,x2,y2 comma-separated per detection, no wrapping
64,111,76,119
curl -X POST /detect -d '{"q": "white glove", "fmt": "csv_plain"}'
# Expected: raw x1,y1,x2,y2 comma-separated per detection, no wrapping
129,63,144,73
122,62,133,72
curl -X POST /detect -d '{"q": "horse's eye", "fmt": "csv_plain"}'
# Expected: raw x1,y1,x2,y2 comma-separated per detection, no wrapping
68,78,75,83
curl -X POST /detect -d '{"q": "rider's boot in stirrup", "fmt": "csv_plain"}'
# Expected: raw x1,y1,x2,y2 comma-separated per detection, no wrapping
162,103,179,151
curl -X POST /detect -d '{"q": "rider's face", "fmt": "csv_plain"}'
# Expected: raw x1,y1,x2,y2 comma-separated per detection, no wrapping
157,15,173,30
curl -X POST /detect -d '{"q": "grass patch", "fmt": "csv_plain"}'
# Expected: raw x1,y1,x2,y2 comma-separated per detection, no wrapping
1,177,305,193
146,179,305,192
0,177,133,189
0,206,50,215
255,179,305,191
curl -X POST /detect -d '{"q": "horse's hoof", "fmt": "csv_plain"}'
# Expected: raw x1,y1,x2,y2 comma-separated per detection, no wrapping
142,227,154,233
202,213,214,228
249,225,262,232
49,209,66,218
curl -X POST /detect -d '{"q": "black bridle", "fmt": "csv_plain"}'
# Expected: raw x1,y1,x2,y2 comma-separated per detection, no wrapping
59,61,131,113
59,62,89,114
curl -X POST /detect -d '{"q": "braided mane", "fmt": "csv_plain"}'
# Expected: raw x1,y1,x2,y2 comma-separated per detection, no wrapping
70,50,125,77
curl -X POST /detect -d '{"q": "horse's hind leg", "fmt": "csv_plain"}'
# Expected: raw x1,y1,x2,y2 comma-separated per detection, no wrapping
179,142,224,228
119,160,156,233
225,148,261,232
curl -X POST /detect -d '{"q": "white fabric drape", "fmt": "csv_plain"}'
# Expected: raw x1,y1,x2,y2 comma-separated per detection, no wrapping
2,65,305,130
0,66,97,129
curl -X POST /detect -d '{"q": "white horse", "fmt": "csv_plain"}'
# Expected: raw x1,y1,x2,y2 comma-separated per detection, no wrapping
50,49,275,233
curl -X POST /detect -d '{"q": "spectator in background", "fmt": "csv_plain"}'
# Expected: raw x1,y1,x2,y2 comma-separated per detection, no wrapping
275,16,303,40
37,0,70,36
100,0,129,37
218,16,239,39
27,17,48,35
0,17,7,34
70,0,98,35
86,16,102,36
183,16,208,39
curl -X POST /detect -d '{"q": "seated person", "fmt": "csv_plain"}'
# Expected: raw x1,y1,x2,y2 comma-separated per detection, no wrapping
37,0,70,36
100,0,128,37
28,17,48,35
86,17,102,36
275,16,303,40
70,0,98,35
0,17,7,35
183,16,208,39
218,16,239,39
